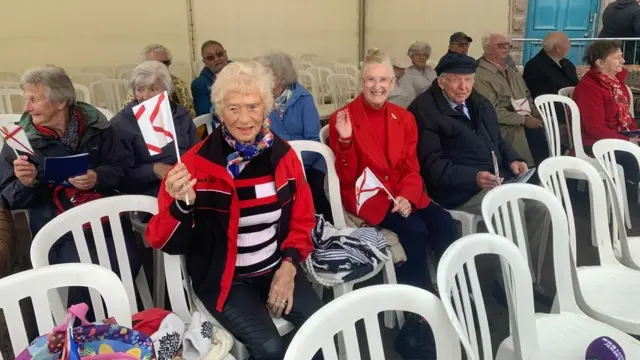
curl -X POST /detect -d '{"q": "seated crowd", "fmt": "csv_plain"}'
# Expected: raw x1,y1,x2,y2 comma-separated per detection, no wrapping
1,29,639,359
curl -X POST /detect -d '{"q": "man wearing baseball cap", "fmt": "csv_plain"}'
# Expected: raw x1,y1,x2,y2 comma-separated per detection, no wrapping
408,52,549,290
448,31,473,55
388,55,417,108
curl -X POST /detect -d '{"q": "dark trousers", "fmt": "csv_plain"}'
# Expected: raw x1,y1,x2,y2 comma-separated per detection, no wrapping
586,147,640,201
306,167,333,224
379,203,458,291
525,127,549,167
209,268,323,360
48,219,141,320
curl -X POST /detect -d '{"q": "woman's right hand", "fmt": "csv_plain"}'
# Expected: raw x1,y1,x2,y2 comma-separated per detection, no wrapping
165,163,197,203
335,110,353,139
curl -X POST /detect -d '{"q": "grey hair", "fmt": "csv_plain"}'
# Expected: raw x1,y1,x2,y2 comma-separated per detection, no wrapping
259,51,298,86
407,41,432,58
141,44,172,62
20,66,76,106
362,48,394,74
481,33,509,48
130,60,174,96
211,61,274,121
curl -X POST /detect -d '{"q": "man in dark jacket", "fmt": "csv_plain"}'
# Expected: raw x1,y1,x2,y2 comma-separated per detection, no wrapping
408,53,549,284
523,31,578,163
600,0,640,63
191,40,230,116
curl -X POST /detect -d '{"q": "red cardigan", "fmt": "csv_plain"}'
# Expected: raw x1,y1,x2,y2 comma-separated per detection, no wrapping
573,68,637,147
329,95,431,225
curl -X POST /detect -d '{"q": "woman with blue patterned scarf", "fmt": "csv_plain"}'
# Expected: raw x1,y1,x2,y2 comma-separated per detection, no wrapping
145,61,323,360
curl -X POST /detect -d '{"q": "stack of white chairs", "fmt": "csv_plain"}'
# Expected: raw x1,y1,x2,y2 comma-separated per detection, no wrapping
115,64,137,79
79,66,113,78
0,81,20,89
90,79,128,114
326,74,357,110
71,73,107,89
0,72,20,82
0,263,132,359
73,83,91,104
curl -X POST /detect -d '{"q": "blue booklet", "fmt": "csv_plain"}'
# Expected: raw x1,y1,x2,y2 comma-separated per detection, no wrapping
44,153,89,186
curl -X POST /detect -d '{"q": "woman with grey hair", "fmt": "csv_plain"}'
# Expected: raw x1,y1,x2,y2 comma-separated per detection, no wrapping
403,41,438,94
111,60,198,197
145,61,322,360
259,51,333,222
0,65,139,317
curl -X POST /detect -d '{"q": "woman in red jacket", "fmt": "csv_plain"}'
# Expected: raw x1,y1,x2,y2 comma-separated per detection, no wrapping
574,40,639,197
145,61,321,360
329,49,458,292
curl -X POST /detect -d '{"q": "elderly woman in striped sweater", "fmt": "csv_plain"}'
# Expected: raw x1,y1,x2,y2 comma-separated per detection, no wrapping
145,61,322,360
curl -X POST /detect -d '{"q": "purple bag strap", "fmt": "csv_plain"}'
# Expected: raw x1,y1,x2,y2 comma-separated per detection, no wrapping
53,303,91,331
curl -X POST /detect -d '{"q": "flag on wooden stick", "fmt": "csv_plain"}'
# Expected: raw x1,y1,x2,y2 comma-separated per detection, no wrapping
132,91,179,158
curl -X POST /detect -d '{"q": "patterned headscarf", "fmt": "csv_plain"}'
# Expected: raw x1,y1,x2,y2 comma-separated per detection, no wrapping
273,85,293,119
222,118,274,178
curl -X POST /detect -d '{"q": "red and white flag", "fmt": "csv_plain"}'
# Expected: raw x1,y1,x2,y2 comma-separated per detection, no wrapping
355,167,387,214
133,91,177,156
0,124,35,156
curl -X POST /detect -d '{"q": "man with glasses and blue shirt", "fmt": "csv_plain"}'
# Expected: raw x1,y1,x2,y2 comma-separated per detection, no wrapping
408,52,550,301
191,40,230,117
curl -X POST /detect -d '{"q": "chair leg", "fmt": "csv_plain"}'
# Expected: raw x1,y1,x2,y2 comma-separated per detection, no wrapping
153,250,166,308
469,218,479,235
312,282,324,301
332,283,353,360
136,267,154,310
231,341,249,360
577,180,586,192
382,259,404,329
535,218,551,286
620,179,632,229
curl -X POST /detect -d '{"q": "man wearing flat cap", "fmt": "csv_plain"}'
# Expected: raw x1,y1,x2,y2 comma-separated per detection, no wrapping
408,53,549,286
388,55,417,108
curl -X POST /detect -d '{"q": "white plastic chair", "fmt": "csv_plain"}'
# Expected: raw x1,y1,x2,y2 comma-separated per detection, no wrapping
90,79,128,114
79,66,113,78
289,141,403,329
482,183,640,358
163,253,293,360
558,86,574,98
284,285,462,360
327,74,357,109
307,66,335,102
96,107,115,120
0,114,21,125
319,124,330,145
73,83,91,104
539,156,640,335
540,94,632,236
193,113,216,134
30,195,156,318
535,94,572,157
115,64,137,79
0,89,25,114
297,70,317,95
439,229,640,360
0,81,20,89
71,73,107,89
0,72,19,82
333,63,359,78
0,263,132,359
593,138,640,269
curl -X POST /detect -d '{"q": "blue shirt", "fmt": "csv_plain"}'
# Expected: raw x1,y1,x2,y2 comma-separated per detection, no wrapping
444,94,470,119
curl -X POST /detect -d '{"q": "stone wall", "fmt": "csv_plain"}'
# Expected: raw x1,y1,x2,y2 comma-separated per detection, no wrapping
510,0,529,65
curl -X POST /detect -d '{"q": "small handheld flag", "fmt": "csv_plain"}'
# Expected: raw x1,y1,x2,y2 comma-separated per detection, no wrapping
355,167,399,214
0,124,34,157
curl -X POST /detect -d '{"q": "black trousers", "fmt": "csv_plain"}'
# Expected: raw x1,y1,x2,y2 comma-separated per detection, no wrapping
306,167,333,224
525,127,549,167
378,203,459,291
209,268,323,360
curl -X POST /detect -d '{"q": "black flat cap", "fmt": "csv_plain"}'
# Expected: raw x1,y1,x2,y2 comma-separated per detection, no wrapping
435,53,477,75
450,32,473,44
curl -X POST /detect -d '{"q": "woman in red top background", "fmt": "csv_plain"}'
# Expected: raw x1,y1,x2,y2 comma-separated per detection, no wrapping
328,49,458,293
574,40,639,199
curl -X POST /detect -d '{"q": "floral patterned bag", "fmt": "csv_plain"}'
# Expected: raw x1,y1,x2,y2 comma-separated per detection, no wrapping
16,303,156,360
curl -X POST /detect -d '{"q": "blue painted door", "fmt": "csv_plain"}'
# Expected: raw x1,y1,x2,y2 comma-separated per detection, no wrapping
523,0,600,64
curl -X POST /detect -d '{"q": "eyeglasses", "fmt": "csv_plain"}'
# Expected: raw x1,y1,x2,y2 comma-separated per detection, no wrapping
204,51,226,62
161,60,172,67
453,42,471,48
443,76,475,85
362,76,394,87
495,42,513,50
